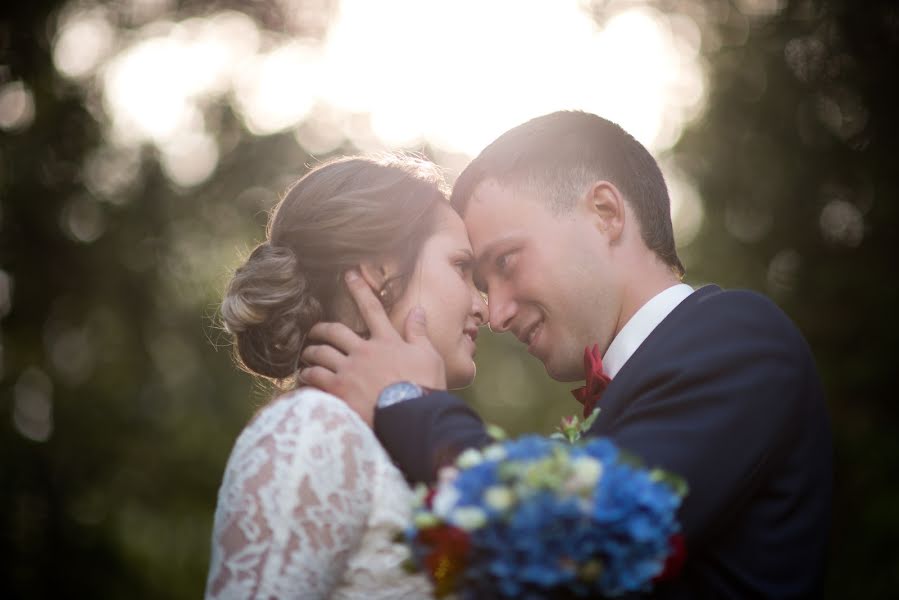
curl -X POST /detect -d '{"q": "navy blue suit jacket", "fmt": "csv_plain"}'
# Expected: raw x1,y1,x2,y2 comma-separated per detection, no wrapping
374,286,832,598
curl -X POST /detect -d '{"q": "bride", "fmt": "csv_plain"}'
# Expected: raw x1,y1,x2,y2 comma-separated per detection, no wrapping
205,154,486,599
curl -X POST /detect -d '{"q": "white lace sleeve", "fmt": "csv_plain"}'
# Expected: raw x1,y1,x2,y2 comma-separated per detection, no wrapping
205,389,384,599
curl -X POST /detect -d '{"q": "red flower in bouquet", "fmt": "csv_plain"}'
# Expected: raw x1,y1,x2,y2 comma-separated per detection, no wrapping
419,524,470,597
655,533,687,582
571,344,612,417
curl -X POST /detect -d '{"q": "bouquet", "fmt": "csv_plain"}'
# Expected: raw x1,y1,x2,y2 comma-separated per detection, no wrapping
404,413,687,598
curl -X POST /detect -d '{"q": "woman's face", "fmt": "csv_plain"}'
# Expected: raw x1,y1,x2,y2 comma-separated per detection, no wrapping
388,204,487,389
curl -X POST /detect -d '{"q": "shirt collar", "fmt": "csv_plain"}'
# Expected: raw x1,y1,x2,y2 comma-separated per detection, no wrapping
603,283,695,378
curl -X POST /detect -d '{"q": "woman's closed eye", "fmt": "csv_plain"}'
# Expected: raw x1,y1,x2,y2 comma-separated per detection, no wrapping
452,250,475,277
454,258,473,275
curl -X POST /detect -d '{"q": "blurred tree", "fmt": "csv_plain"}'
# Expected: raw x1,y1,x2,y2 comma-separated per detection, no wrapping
0,1,321,596
673,0,899,594
0,0,896,598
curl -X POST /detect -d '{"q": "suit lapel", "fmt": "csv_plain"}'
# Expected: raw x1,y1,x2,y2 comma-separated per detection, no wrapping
591,285,722,433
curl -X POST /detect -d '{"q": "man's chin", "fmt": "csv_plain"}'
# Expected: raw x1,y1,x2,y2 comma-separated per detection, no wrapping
541,358,584,383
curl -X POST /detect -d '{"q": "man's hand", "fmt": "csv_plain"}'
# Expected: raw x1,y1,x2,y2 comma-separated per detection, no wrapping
298,270,447,426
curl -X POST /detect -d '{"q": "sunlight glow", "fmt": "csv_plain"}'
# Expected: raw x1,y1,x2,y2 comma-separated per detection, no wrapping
103,33,198,144
233,42,320,135
316,0,705,155
55,0,709,187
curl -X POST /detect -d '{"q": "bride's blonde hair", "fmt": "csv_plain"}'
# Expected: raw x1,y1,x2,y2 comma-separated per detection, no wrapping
221,154,448,387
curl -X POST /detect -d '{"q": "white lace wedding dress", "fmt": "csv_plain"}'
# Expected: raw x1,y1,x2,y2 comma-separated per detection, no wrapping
205,387,433,599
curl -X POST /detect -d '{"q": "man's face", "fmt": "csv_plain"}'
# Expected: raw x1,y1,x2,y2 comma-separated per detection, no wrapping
463,180,622,382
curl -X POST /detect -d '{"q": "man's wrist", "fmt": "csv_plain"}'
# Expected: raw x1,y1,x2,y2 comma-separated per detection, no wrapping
376,381,431,410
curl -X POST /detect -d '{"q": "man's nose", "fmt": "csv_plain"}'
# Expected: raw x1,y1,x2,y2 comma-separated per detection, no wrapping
487,292,517,333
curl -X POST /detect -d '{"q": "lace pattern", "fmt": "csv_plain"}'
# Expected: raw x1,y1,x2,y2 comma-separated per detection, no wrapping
206,388,432,599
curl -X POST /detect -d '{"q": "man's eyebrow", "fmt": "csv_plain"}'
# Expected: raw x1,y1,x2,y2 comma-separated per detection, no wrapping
474,234,521,268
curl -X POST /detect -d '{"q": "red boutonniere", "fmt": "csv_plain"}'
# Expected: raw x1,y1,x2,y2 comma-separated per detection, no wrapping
570,344,612,418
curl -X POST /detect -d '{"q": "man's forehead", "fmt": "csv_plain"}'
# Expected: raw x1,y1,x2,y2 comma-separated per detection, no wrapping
468,178,518,205
463,203,528,264
462,178,543,234
461,184,511,251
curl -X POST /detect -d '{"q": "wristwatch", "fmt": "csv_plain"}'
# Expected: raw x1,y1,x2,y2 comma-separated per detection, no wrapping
376,381,426,410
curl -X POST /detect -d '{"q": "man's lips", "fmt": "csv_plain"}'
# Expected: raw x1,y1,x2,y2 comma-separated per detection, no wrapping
516,319,543,351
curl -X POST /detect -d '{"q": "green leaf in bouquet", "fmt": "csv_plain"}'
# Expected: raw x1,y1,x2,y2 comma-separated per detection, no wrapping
649,469,689,497
486,424,507,441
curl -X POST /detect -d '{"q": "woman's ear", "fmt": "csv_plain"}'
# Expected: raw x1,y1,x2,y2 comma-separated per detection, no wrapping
582,181,626,242
357,259,398,297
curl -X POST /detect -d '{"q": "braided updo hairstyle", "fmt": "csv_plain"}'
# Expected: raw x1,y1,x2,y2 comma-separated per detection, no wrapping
220,154,448,386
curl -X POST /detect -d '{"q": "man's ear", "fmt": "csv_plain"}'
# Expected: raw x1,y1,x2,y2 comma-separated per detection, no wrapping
582,181,626,242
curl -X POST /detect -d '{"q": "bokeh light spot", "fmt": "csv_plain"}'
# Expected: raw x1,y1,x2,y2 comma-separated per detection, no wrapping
819,199,864,247
0,81,36,132
726,200,773,243
84,145,142,202
47,325,96,387
736,0,787,17
53,8,116,79
61,198,106,243
13,368,54,443
233,41,320,135
0,270,13,319
663,164,705,248
159,131,220,188
767,248,801,296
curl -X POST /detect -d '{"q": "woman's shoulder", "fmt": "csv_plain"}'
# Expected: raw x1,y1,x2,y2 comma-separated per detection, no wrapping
217,388,388,516
246,387,367,432
231,387,379,463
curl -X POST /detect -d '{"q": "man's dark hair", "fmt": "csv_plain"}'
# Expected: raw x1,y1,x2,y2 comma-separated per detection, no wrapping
450,110,685,276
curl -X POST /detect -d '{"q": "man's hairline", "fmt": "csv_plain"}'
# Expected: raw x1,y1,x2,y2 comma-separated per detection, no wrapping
456,170,676,277
454,168,623,222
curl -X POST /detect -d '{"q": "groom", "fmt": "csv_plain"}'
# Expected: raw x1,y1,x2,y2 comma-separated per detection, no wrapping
301,111,832,598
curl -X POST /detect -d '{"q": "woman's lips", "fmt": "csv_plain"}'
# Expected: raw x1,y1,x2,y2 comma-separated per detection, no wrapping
463,327,479,354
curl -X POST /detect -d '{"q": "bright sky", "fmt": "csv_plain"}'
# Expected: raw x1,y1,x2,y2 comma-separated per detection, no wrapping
51,0,708,241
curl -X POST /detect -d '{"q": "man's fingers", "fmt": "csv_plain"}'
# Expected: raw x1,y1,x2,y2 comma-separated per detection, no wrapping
307,322,363,354
301,344,345,372
297,366,337,394
344,270,396,339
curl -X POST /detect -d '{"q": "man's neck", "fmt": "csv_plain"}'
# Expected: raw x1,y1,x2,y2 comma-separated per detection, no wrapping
615,265,682,339
603,280,694,378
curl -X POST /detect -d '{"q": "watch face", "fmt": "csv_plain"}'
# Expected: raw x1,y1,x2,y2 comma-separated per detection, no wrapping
378,381,423,409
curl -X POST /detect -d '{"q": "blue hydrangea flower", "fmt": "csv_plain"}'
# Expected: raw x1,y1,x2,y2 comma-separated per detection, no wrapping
407,435,685,599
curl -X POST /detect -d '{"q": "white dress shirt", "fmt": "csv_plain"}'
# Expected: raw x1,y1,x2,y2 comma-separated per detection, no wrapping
603,284,695,378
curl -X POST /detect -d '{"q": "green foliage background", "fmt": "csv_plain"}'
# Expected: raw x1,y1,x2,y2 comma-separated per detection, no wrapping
2,0,897,597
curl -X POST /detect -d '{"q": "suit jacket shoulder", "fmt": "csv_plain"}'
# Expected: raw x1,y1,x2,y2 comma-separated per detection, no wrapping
592,285,831,598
